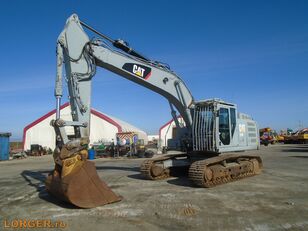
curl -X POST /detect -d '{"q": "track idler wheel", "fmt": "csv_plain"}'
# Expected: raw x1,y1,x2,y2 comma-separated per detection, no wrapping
45,155,121,208
151,165,165,177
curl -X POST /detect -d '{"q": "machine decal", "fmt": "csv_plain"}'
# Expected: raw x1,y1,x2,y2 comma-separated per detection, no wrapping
122,63,151,79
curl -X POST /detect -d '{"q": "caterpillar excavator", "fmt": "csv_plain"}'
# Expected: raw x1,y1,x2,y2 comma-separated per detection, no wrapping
46,14,262,208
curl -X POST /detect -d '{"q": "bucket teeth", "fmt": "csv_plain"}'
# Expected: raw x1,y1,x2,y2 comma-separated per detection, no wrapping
46,160,121,208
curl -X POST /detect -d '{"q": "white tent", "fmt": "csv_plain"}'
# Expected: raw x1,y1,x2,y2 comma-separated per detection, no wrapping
23,103,148,150
147,135,159,142
159,116,185,148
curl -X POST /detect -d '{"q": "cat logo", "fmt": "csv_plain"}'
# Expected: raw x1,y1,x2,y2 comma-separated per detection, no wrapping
122,63,152,80
132,65,145,77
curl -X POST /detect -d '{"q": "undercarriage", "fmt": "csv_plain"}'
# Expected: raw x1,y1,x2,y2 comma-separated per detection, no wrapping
140,152,262,187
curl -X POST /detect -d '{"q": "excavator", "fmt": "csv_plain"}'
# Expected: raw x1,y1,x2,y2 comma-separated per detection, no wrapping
46,14,262,208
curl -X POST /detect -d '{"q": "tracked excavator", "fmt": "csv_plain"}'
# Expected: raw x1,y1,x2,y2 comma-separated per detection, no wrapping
46,14,262,208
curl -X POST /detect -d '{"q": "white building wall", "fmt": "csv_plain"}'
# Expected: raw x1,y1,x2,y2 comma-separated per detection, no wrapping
89,113,118,144
159,117,185,147
24,119,56,151
24,106,121,150
148,135,159,141
24,105,145,150
24,106,70,150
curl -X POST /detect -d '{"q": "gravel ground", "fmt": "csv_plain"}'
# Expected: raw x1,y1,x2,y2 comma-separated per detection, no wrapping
0,144,307,231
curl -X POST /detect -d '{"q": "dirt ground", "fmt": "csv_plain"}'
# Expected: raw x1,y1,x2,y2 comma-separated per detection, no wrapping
0,144,307,231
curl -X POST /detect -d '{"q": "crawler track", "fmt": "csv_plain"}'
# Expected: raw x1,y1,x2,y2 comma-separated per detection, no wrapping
188,154,262,187
141,153,262,187
140,154,188,180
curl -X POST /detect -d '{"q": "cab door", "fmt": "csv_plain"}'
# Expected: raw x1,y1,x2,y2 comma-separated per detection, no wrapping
218,107,231,147
218,106,240,151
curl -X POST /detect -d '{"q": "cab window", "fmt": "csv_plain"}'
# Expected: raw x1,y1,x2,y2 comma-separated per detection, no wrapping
219,108,230,145
230,108,236,137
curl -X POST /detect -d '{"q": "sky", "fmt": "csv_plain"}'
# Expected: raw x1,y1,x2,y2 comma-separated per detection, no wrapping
0,0,307,140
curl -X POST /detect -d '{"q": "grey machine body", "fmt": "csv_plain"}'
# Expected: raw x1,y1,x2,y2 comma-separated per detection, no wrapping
53,14,259,168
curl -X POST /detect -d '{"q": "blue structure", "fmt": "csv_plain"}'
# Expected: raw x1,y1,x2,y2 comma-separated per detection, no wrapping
88,149,95,160
0,133,11,161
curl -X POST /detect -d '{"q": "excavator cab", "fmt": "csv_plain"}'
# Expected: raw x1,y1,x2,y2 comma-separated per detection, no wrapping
192,100,259,153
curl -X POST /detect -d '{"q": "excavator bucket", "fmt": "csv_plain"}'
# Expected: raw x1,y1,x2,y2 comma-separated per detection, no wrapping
45,160,121,208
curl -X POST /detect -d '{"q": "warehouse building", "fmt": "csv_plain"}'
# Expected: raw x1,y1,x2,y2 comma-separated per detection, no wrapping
23,103,148,150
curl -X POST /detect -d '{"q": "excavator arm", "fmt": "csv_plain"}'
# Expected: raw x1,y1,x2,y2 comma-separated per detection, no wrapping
55,14,194,134
46,14,194,208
